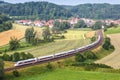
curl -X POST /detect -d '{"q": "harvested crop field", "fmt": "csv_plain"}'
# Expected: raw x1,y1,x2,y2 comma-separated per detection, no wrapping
0,23,43,46
0,30,25,46
96,33,120,69
13,23,42,32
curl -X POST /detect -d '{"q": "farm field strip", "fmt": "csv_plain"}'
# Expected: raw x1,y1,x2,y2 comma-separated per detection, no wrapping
0,30,25,46
105,26,120,34
96,33,120,69
1,24,95,68
0,23,43,47
14,39,90,57
13,23,43,32
6,69,120,80
6,29,92,57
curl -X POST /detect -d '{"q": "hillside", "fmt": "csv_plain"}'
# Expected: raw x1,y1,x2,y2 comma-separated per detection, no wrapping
0,2,72,20
105,26,120,34
0,30,24,46
0,14,12,32
6,68,120,80
96,33,120,69
67,3,120,19
6,29,91,57
0,2,120,20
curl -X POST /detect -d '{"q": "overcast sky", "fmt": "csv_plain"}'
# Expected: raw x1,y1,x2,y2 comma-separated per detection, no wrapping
4,0,120,5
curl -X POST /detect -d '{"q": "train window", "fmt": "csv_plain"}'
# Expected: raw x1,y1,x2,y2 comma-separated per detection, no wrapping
18,62,22,64
40,56,52,60
24,60,35,63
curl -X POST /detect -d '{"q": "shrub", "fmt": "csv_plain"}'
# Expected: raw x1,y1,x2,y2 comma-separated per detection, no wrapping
26,53,34,59
64,30,67,33
20,52,27,60
2,53,10,61
75,53,86,62
109,45,115,50
13,70,20,77
11,52,34,61
0,59,4,80
12,52,20,62
102,43,110,50
64,58,73,66
61,35,65,39
104,28,107,32
84,64,97,71
102,37,115,50
83,51,97,60
57,61,62,68
91,36,96,42
31,38,40,46
46,63,53,70
9,37,20,50
71,62,112,69
0,52,2,54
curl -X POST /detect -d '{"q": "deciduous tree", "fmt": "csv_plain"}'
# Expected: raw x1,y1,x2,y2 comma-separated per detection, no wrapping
0,59,4,80
9,37,20,50
75,53,85,62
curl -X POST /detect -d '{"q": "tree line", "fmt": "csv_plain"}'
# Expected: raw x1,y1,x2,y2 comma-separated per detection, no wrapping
1,2,120,20
68,3,120,19
25,27,54,45
0,14,12,32
0,2,72,20
1,52,34,62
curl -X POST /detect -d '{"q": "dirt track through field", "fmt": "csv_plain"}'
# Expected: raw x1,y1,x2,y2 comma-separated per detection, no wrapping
95,33,120,69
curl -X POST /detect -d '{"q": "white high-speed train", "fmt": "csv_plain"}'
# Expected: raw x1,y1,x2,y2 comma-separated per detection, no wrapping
14,31,102,67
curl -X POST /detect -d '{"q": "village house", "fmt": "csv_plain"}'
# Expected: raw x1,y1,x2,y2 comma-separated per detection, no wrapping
33,20,44,27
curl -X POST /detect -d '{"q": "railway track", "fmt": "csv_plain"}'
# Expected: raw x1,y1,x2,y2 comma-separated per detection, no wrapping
5,30,103,72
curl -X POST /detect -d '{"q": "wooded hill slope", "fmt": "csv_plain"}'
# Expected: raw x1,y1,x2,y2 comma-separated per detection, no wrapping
0,2,120,20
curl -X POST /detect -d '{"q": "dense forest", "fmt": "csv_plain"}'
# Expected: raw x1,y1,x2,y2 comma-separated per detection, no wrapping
0,14,12,32
0,2,120,20
67,3,120,19
0,2,72,20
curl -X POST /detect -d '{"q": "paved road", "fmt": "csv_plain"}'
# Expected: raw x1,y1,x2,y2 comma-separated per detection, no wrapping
96,33,120,69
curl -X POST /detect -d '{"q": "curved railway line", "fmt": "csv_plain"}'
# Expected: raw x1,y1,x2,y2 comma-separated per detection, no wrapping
5,30,103,72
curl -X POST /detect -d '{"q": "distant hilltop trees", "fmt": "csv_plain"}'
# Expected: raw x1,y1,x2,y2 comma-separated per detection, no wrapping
0,2,120,20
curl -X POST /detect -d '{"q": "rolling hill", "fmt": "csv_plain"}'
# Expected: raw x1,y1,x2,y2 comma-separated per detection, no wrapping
105,26,120,34
0,2,120,20
0,1,72,20
96,33,120,69
6,68,120,80
65,3,120,19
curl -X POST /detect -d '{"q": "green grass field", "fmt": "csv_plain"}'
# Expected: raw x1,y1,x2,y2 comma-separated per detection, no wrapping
12,23,43,32
105,26,120,34
6,30,91,57
63,30,88,40
1,26,91,57
6,68,120,80
18,39,90,57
